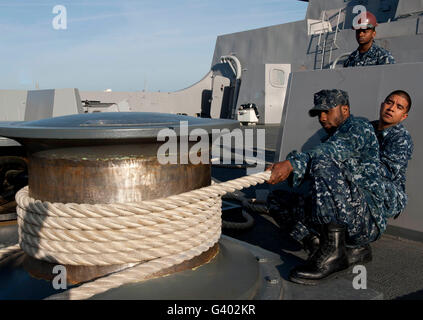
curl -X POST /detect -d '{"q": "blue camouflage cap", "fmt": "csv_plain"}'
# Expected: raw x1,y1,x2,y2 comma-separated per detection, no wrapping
309,89,350,117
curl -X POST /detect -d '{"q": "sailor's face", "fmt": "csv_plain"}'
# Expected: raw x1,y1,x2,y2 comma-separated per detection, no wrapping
318,106,345,133
355,28,375,45
380,94,409,127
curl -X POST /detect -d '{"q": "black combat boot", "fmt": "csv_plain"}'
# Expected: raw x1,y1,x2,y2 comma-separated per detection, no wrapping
289,223,349,285
302,234,320,259
347,244,372,266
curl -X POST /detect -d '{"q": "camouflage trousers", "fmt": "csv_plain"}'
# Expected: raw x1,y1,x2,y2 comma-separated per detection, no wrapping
268,155,380,247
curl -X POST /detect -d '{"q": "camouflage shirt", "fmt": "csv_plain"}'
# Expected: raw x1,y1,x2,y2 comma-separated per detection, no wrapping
286,115,387,233
344,42,396,67
371,121,414,219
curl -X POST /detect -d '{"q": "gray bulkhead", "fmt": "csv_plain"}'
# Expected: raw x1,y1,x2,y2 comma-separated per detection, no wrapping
81,70,232,117
212,0,423,124
0,88,83,146
74,0,423,125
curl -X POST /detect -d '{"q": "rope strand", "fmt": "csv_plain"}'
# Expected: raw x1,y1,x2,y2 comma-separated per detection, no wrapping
0,171,271,299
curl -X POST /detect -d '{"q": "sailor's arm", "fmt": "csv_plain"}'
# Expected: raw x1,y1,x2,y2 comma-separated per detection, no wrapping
378,51,396,65
266,120,376,186
266,160,293,185
266,134,359,187
380,132,413,180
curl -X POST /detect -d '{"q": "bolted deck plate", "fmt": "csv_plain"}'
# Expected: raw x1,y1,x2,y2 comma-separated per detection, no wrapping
89,236,276,300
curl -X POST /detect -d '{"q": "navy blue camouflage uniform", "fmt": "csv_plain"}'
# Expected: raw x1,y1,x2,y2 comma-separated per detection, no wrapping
344,42,396,67
371,121,413,219
268,90,386,247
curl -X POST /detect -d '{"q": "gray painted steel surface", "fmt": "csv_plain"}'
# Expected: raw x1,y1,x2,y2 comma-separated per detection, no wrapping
80,70,231,118
0,112,239,141
0,88,83,146
24,90,55,121
396,0,423,17
0,88,83,122
77,0,423,126
306,0,399,26
89,235,382,300
211,0,423,123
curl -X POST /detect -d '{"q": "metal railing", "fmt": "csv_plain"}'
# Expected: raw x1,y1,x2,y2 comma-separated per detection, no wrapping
315,8,346,69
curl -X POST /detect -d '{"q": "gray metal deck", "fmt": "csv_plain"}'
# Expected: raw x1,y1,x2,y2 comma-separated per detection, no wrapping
222,211,423,300
1,124,422,300
217,124,423,300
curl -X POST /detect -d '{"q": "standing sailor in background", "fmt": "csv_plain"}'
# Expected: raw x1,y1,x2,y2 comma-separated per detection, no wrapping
344,11,396,67
267,89,387,285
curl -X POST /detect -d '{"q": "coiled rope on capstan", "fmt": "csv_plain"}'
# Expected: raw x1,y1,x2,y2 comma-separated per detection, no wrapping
0,243,21,260
1,171,271,300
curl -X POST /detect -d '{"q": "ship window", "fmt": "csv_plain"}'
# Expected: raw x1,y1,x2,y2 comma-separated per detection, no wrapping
270,69,285,87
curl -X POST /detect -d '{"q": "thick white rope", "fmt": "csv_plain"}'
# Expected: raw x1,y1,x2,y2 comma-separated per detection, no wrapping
16,198,221,266
0,243,21,260
46,226,222,300
0,171,271,300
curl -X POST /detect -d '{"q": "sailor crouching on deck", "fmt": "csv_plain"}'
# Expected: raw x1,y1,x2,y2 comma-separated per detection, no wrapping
342,91,415,268
344,91,414,266
373,90,413,219
266,89,386,285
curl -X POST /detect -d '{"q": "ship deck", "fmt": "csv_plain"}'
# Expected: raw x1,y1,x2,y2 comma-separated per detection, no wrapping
216,124,423,300
1,125,422,300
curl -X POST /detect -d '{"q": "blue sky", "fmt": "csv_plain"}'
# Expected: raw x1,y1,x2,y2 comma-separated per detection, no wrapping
0,0,308,92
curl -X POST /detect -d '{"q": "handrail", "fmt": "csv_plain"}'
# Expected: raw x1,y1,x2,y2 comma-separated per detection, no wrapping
328,8,343,65
220,55,243,119
330,52,352,69
220,55,242,80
